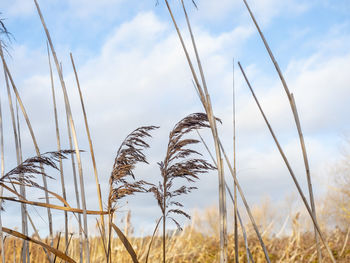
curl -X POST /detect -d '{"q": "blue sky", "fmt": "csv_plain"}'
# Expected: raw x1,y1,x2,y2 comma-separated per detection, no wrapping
1,0,350,236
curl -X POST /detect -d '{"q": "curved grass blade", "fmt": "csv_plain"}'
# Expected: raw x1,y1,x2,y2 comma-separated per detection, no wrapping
0,197,108,215
111,223,139,263
145,216,163,263
2,227,76,263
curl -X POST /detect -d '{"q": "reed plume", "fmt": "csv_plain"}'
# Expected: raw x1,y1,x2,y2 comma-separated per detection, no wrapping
0,150,74,190
108,126,159,207
149,112,216,263
107,125,158,262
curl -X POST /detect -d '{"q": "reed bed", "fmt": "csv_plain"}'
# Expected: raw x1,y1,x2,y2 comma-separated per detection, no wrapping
0,207,349,263
0,0,347,262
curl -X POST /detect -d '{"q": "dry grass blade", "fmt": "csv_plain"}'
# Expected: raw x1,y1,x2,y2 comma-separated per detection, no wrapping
111,223,139,263
2,227,76,263
0,41,55,255
145,216,163,263
1,40,30,262
196,129,254,263
70,52,106,242
194,103,271,261
0,81,5,263
0,197,109,215
232,58,239,263
238,61,336,263
33,1,90,260
218,138,271,262
226,185,253,263
53,232,61,263
0,182,70,209
47,41,69,250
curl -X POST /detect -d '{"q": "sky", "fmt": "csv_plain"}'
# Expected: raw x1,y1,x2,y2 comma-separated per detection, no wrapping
0,0,349,237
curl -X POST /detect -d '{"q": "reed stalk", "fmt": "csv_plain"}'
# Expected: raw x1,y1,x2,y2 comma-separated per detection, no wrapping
0,86,5,263
196,129,267,262
0,40,55,254
226,186,253,263
61,61,83,263
70,53,106,246
218,139,271,262
33,1,90,261
165,1,228,261
240,0,322,260
15,97,30,263
47,42,69,252
196,130,252,263
238,61,336,263
0,43,30,263
232,58,239,263
0,58,51,261
0,198,108,216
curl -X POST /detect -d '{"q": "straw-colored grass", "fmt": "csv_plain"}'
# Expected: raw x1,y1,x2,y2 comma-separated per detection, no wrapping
0,206,349,263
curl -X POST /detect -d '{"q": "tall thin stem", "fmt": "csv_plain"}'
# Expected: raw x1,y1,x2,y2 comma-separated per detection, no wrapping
0,43,30,263
15,98,30,263
232,58,239,263
240,0,321,260
196,129,260,263
162,171,166,263
60,63,83,263
167,1,228,261
33,1,90,261
46,43,69,250
70,53,106,243
238,61,336,263
0,84,5,263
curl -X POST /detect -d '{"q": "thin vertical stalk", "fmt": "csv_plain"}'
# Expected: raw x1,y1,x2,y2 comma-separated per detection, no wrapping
0,43,29,263
0,89,5,263
15,98,30,263
218,139,271,262
46,43,69,251
196,130,247,263
240,0,321,260
232,58,239,263
162,171,166,263
33,1,90,261
70,53,106,242
238,61,336,263
0,65,50,262
290,93,320,258
60,63,83,263
226,186,253,263
0,42,54,253
26,212,52,263
197,129,270,262
167,1,228,261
